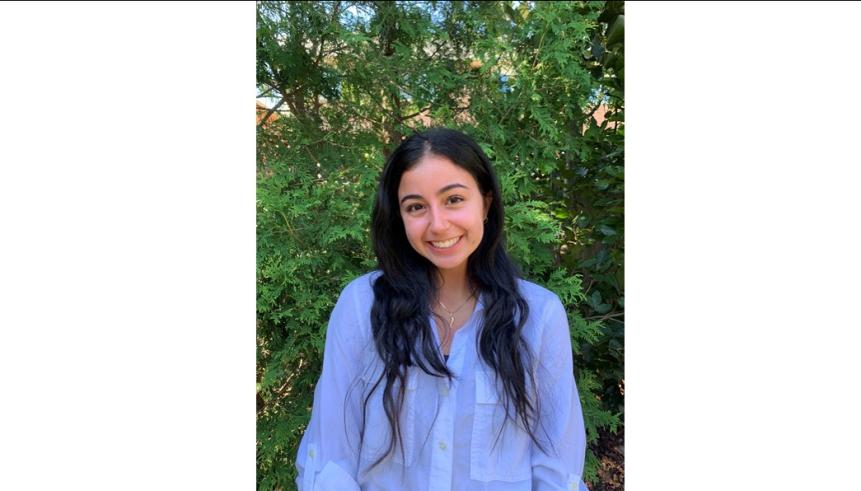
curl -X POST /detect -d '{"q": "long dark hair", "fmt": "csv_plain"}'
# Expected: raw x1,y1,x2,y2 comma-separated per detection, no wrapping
365,128,545,467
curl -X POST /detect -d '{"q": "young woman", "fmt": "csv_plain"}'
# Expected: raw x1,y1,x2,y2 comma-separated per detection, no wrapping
296,128,587,491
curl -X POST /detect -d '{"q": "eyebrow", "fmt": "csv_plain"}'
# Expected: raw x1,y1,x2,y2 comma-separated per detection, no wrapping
399,183,469,205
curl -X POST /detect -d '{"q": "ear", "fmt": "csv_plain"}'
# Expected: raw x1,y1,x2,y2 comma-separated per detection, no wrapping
483,193,493,218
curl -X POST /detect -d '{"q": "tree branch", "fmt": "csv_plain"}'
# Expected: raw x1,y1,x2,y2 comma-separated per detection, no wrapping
400,105,431,121
304,147,321,167
256,87,276,99
278,210,307,249
257,97,287,128
584,311,624,322
340,101,386,132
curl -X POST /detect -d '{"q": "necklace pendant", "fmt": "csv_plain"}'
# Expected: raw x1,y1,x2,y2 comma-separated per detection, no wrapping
448,315,455,328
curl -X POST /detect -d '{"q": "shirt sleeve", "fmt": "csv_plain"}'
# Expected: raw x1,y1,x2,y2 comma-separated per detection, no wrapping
295,281,365,491
531,295,588,491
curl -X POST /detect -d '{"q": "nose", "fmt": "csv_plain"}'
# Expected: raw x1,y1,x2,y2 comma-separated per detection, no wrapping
428,204,449,234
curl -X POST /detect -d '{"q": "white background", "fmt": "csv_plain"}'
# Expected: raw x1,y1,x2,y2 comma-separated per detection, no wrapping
1,2,859,490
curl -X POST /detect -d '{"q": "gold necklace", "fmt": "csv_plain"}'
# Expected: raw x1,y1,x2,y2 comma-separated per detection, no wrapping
435,289,476,351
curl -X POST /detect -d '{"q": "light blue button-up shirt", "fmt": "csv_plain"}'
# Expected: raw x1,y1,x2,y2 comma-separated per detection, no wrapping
296,271,589,491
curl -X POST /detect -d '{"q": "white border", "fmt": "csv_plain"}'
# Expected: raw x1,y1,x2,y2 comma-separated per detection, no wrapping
628,2,861,490
0,2,256,489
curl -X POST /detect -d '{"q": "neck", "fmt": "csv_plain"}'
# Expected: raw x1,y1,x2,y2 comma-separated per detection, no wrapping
434,264,474,304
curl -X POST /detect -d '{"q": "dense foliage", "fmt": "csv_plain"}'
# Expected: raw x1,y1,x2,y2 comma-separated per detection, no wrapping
256,1,624,488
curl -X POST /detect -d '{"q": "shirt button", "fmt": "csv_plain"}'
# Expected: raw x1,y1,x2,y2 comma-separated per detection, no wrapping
439,384,449,396
309,449,315,459
439,441,447,451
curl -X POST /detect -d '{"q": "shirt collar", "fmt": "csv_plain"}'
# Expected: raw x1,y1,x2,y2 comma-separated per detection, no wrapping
474,292,486,314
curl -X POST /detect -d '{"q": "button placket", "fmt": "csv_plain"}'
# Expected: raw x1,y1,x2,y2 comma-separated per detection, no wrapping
427,320,472,491
428,387,455,491
438,379,449,396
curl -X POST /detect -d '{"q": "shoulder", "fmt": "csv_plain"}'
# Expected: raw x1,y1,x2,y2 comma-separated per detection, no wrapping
515,280,575,378
514,278,569,352
328,270,381,345
339,270,382,303
516,277,566,320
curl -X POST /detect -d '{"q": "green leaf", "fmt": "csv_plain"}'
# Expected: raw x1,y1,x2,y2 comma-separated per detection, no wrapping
598,225,616,236
594,179,610,191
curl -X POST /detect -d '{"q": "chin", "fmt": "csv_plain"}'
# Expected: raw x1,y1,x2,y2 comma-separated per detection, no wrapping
430,259,466,271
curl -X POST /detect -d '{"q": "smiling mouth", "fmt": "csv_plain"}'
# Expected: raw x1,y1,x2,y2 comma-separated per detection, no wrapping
428,236,462,249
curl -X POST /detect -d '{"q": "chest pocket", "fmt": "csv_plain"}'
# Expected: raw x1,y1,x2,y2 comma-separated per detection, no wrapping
470,369,532,483
358,352,418,467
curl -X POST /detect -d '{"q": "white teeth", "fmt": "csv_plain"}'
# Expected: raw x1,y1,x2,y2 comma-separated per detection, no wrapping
431,237,460,248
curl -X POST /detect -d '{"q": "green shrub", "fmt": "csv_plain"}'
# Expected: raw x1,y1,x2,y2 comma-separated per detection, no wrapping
257,2,624,488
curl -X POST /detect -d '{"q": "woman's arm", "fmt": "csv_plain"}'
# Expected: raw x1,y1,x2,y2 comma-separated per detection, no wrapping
295,281,365,491
531,295,588,491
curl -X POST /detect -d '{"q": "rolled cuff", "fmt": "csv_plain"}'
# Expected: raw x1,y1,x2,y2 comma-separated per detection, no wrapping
314,460,361,491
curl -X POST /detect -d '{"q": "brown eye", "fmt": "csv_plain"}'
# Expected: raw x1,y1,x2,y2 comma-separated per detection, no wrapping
406,203,424,213
447,195,464,205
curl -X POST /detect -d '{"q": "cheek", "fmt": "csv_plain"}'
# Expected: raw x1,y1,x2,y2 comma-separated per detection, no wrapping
469,210,485,241
401,218,424,244
471,221,484,242
462,207,485,229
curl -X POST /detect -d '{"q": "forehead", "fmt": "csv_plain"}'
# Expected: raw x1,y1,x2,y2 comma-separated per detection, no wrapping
397,154,477,197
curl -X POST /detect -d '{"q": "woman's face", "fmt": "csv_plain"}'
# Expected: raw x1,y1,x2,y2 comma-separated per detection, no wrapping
397,153,491,274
